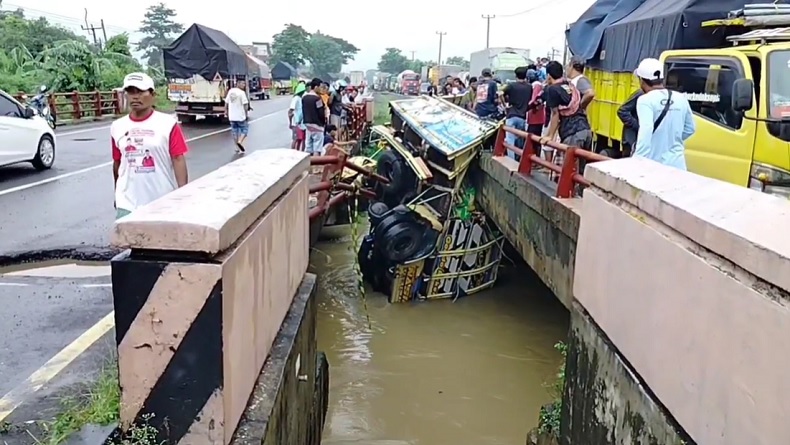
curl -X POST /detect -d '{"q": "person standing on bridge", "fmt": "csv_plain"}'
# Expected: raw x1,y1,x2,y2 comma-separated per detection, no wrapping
540,61,593,164
474,69,499,118
111,72,189,219
502,66,532,159
633,58,695,170
302,78,327,156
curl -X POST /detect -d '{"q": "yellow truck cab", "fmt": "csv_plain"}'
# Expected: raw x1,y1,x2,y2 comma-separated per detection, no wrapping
572,0,790,197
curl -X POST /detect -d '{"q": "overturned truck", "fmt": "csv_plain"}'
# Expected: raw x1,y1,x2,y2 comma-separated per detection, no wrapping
357,96,505,303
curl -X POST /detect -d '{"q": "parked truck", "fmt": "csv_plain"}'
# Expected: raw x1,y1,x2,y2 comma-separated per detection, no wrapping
469,48,531,83
570,0,790,195
349,71,365,86
245,53,271,100
164,24,250,123
427,64,464,87
398,70,420,95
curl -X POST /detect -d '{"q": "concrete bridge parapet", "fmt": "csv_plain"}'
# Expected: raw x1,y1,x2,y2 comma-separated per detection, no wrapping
475,152,790,444
110,149,326,444
572,158,790,445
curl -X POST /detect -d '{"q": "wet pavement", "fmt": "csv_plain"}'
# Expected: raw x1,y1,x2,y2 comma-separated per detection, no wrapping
0,97,292,403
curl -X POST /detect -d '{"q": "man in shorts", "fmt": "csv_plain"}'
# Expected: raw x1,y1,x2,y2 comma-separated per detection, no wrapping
225,80,250,154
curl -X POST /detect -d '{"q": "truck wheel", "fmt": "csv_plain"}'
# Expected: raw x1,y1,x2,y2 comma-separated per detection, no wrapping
177,114,196,124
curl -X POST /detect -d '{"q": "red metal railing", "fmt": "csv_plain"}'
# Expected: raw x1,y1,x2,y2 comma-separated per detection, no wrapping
492,126,611,198
307,144,389,221
15,90,123,124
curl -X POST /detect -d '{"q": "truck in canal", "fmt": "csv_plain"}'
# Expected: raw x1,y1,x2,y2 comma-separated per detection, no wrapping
570,0,790,196
164,23,249,123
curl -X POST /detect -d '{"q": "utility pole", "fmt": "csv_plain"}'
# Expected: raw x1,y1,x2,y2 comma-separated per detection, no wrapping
81,9,101,49
410,50,416,61
549,47,561,61
100,19,108,44
436,31,447,66
481,15,495,49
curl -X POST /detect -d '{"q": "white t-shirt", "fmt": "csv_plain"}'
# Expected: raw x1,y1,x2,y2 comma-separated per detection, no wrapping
111,111,189,212
225,87,249,122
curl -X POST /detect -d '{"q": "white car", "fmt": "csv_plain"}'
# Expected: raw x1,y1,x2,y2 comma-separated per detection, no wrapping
0,90,56,170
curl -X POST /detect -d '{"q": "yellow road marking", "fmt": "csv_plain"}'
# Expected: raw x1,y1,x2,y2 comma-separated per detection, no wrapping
0,311,115,423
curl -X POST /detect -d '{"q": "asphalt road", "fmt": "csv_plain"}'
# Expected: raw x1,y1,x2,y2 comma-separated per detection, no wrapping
0,96,292,407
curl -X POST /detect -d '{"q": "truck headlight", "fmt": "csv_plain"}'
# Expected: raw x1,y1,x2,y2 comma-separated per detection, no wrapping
749,163,790,199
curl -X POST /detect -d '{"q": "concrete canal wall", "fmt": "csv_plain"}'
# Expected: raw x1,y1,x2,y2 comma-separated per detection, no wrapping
111,149,327,444
475,155,790,444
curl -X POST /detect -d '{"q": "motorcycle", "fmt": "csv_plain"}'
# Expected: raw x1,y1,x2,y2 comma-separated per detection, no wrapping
30,85,56,129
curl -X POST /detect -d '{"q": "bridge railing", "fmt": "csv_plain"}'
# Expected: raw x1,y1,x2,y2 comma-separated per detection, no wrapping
493,125,611,198
15,90,123,124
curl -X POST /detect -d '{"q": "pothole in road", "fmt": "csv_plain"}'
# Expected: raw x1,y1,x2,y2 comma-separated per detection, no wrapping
0,259,110,278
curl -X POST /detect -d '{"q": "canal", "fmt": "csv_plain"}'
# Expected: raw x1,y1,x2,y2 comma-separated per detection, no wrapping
310,225,569,445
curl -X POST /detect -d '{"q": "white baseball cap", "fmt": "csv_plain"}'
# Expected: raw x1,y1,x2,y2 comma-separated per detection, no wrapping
123,72,155,91
634,58,663,81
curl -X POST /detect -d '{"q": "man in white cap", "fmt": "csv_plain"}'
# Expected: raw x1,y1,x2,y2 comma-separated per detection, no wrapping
633,58,695,170
111,72,190,219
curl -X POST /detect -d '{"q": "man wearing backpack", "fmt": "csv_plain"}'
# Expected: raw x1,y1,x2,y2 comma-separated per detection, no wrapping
632,58,695,170
540,61,592,164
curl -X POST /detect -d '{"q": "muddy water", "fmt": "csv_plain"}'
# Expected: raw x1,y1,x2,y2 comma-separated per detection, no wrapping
310,226,569,445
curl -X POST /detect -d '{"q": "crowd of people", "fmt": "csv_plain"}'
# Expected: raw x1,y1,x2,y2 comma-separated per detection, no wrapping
461,55,695,171
288,78,370,155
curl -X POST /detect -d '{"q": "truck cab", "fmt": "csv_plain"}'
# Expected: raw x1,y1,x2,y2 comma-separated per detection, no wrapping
586,23,790,198
659,31,790,196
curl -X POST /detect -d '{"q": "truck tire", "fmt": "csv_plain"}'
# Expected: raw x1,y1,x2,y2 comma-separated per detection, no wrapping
177,114,196,124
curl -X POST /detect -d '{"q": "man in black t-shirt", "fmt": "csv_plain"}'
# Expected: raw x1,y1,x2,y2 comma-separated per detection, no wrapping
502,66,533,157
302,78,327,156
540,61,592,163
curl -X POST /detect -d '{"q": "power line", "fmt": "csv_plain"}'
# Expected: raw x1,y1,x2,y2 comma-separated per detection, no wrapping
1,3,134,35
495,0,571,18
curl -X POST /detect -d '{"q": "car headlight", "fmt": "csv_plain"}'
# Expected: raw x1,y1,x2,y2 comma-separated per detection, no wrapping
749,163,790,199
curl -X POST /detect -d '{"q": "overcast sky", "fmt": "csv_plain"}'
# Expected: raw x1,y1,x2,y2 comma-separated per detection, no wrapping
9,0,595,71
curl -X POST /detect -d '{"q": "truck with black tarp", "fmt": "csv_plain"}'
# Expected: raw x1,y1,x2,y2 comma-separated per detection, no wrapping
569,0,790,196
164,23,249,123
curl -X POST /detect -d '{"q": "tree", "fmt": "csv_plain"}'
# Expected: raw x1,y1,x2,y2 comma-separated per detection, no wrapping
270,24,310,67
137,2,183,68
305,33,344,80
446,56,470,69
270,24,359,79
377,48,410,74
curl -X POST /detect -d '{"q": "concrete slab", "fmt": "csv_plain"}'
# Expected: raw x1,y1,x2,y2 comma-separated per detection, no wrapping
112,149,310,254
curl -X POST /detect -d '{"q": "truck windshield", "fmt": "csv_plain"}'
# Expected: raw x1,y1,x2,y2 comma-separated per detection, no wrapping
496,70,517,83
769,50,790,119
767,50,790,142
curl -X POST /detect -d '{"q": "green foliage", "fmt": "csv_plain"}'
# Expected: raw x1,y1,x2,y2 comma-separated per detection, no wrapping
137,2,183,68
377,48,431,75
0,8,145,94
270,24,359,79
445,56,470,69
538,341,568,436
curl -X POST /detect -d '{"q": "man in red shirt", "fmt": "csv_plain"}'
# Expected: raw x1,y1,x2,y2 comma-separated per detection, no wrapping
111,72,190,219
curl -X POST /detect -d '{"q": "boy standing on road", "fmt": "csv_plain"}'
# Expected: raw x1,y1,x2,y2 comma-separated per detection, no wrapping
112,72,189,219
225,80,250,154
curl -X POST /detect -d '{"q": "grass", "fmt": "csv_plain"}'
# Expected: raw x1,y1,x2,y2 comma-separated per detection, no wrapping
40,364,120,444
538,341,567,437
154,86,175,112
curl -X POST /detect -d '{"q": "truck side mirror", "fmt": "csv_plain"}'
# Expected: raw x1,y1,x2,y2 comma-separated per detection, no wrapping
731,79,754,113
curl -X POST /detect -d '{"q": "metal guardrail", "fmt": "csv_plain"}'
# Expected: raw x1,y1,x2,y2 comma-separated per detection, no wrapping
15,90,123,124
493,125,611,198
